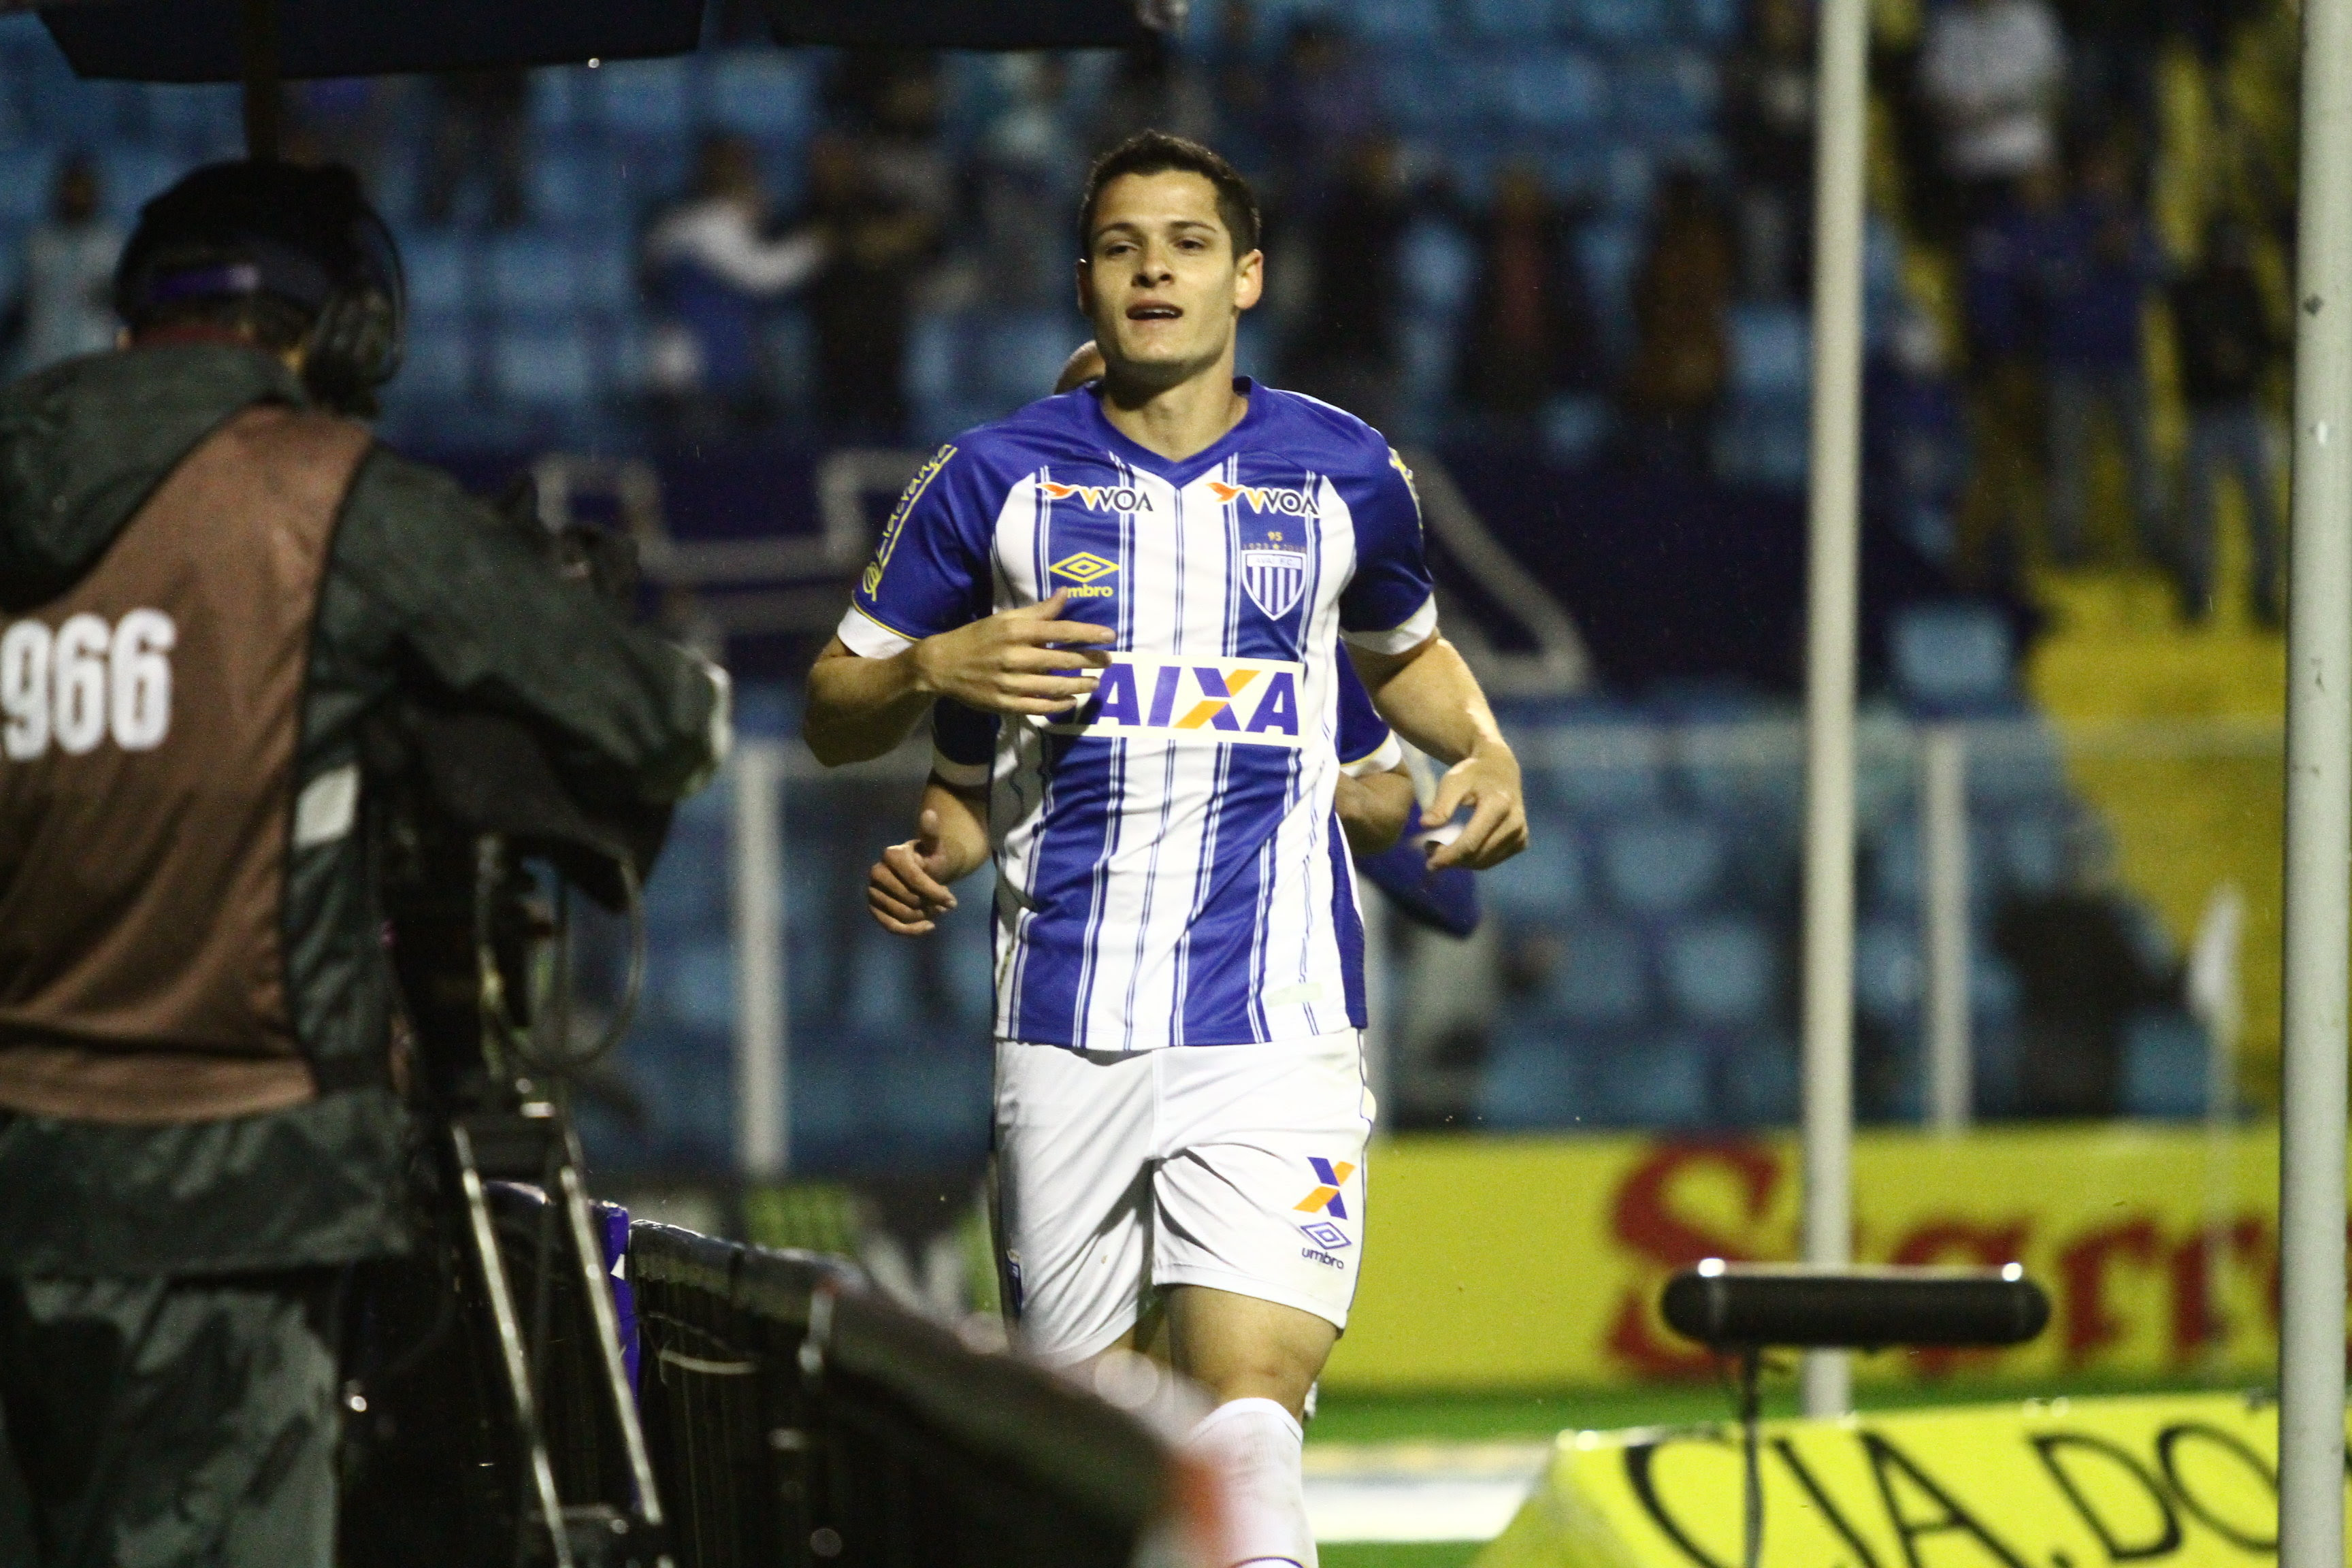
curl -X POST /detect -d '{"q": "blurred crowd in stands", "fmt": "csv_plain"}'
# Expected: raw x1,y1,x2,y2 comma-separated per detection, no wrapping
0,0,2301,627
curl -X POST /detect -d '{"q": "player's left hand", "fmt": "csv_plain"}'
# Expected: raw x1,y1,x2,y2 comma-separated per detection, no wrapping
869,808,959,935
1421,742,1529,870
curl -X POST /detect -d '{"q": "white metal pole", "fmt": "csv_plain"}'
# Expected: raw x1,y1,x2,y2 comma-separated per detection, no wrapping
730,741,789,1180
1799,0,1870,1420
2277,0,2352,1547
1921,725,1972,1133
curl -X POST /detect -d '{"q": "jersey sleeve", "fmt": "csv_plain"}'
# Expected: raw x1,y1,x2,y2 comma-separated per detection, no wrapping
1337,447,1438,655
837,442,994,657
1335,655,1403,778
929,697,996,789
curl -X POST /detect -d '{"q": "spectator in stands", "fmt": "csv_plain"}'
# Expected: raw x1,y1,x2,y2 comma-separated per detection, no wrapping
1621,169,1737,470
1286,135,1411,435
1918,0,2067,232
1953,162,2058,587
2035,140,2165,569
1454,164,1603,446
2170,216,2283,625
806,131,938,441
642,134,828,440
1262,20,1379,214
5,154,120,375
1724,0,1816,301
419,68,527,228
2051,0,2161,142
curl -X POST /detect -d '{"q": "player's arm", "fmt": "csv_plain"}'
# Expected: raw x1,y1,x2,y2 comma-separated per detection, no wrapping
868,779,991,935
1335,765,1416,855
1348,634,1526,870
804,597,1115,765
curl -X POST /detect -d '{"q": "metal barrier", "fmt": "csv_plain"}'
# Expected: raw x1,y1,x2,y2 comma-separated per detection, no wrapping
623,1222,1181,1567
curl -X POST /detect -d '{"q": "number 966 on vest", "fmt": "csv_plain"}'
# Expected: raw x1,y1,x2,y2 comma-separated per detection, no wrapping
1,610,176,760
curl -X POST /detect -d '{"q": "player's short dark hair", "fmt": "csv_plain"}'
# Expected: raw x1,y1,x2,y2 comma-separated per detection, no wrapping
1079,131,1261,259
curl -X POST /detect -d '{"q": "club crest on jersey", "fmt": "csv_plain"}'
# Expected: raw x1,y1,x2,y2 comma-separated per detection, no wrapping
1041,480,1152,513
1236,517,1308,621
1045,655,1304,749
1049,551,1120,598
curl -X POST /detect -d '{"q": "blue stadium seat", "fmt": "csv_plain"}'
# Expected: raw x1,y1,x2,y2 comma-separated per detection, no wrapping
1890,602,2014,713
1466,0,1556,37
982,310,1085,413
487,231,581,316
392,312,476,403
650,936,735,1036
1352,0,1445,40
707,52,815,142
1661,917,1775,1024
1507,52,1609,130
1676,727,1802,820
1484,827,1587,921
1532,725,1663,813
2119,1010,2210,1118
1712,400,1810,489
527,140,604,232
598,57,695,139
574,242,637,312
1614,51,1718,137
0,147,55,227
1729,303,1808,399
1574,0,1672,44
491,324,595,408
849,924,919,1034
140,82,242,154
1965,727,2069,806
1867,816,1919,908
1971,951,2022,1024
1540,919,1649,1024
99,146,184,225
1590,1032,1710,1126
1853,917,1920,1022
1400,216,1479,318
529,65,598,131
1477,1023,1595,1129
1717,1031,1799,1124
1990,807,2070,896
1678,0,1743,44
399,233,473,316
1598,813,1724,915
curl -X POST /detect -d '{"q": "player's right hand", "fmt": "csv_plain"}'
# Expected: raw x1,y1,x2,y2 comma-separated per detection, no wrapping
910,590,1115,717
870,808,960,936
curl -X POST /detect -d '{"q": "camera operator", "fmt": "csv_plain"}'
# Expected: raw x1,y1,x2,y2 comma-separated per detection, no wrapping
0,161,724,1567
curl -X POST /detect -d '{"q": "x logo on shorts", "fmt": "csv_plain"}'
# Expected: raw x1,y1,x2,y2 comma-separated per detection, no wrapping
1294,1157,1355,1220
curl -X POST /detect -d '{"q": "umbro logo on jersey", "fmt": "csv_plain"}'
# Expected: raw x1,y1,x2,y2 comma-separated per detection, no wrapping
1207,480,1320,518
1294,1158,1355,1220
1050,552,1120,598
1045,655,1303,749
1041,480,1154,512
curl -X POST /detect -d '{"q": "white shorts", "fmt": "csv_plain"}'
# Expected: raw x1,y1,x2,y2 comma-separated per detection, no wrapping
992,1030,1374,1366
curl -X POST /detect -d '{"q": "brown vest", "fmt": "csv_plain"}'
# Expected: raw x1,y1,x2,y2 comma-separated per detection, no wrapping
0,404,372,1123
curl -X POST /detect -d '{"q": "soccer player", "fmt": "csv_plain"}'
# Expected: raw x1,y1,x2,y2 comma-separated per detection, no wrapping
803,131,1526,1566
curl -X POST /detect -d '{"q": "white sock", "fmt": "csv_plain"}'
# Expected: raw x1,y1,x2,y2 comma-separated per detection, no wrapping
1180,1396,1316,1568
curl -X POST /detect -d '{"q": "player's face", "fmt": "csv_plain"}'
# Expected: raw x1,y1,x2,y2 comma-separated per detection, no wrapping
1078,171,1263,388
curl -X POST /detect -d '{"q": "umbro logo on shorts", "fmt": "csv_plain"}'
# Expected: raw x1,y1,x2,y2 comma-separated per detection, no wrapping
1043,655,1304,749
1294,1158,1354,1220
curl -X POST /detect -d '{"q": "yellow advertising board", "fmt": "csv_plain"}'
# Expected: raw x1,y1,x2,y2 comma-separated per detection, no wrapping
1479,1394,2295,1568
1326,1126,2287,1390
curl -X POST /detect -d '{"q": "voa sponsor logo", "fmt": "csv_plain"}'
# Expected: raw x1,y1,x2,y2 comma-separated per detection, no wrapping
1208,480,1320,518
1041,480,1153,514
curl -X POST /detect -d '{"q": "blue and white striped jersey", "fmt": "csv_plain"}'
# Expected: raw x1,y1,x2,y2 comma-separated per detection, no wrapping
838,380,1437,1049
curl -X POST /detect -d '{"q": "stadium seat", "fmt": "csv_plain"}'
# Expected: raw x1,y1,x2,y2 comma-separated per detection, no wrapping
1889,602,2014,713
706,52,815,143
595,57,695,139
97,146,182,226
1965,726,2070,806
2119,1010,2211,1119
0,146,54,227
1990,807,2071,896
849,926,921,1036
527,139,604,233
1729,303,1808,400
1590,1032,1710,1126
1477,1024,1597,1129
399,232,474,316
1598,813,1724,915
1716,1030,1799,1124
1507,52,1609,130
652,936,736,1036
1614,51,1718,138
1678,0,1742,44
528,65,598,132
574,242,638,312
1484,827,1587,921
1352,0,1445,41
487,231,581,316
1660,917,1775,1025
1852,917,1920,1022
491,324,596,408
982,310,1084,414
1574,0,1672,44
392,312,476,403
1466,0,1557,37
1539,919,1650,1024
1712,399,1810,489
139,82,241,154
1532,723,1663,813
1400,216,1480,318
